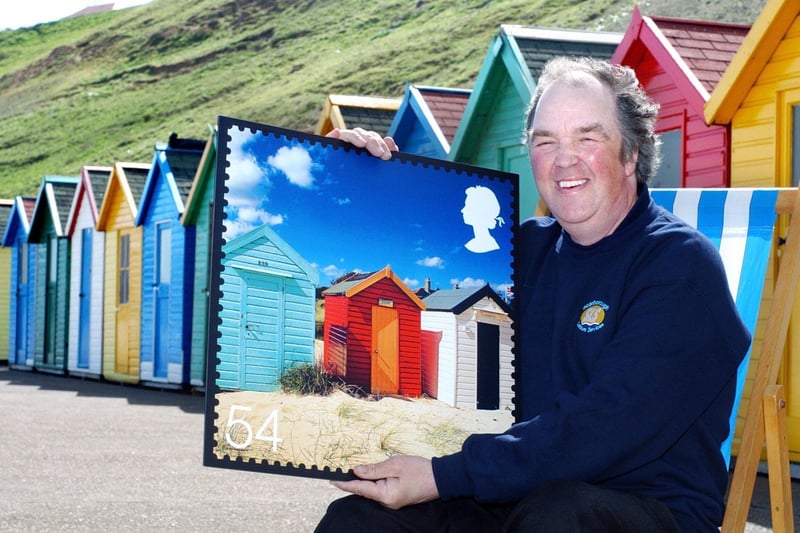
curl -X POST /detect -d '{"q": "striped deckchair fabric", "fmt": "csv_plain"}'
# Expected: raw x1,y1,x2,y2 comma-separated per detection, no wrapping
651,187,798,533
650,188,778,465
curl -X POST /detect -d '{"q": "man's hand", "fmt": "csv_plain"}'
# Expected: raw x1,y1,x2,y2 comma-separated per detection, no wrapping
326,127,399,160
331,455,439,509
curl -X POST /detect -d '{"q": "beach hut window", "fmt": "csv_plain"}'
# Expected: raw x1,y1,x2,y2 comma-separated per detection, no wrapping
119,234,130,305
651,128,681,188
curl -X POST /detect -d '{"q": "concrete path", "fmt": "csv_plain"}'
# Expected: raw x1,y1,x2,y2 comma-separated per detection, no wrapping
0,367,796,532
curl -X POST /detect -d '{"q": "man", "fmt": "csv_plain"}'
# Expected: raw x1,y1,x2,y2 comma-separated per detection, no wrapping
316,57,750,532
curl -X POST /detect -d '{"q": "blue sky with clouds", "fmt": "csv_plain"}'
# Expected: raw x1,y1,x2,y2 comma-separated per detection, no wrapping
221,121,516,294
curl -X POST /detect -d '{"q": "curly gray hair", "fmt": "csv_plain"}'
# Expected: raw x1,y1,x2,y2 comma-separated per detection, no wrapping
525,57,661,185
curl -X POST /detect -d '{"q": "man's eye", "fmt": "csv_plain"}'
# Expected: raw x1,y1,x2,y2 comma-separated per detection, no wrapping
532,139,555,148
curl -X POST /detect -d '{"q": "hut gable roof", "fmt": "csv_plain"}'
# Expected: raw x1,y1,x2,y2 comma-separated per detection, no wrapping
223,223,319,285
65,165,112,237
705,0,799,124
315,94,401,136
323,265,425,309
422,284,511,315
97,162,151,230
182,127,217,226
449,25,621,161
136,133,205,226
612,7,749,115
2,196,36,246
388,84,471,157
28,175,80,241
0,199,13,241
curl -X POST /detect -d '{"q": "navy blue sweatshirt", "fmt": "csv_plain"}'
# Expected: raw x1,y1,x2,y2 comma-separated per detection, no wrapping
432,185,751,532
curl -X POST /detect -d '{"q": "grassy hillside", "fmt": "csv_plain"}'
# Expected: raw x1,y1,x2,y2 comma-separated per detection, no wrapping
0,0,766,197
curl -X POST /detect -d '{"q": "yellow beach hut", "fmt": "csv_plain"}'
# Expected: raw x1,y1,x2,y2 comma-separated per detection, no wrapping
704,0,800,460
96,162,150,383
314,94,401,137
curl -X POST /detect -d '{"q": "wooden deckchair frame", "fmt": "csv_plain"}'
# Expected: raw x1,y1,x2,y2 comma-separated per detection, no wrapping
722,188,798,533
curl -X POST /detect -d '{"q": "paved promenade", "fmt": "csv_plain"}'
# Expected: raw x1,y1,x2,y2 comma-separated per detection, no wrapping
0,366,796,532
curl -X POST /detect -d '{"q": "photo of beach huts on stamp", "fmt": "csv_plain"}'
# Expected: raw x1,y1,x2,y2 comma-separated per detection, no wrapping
203,116,519,479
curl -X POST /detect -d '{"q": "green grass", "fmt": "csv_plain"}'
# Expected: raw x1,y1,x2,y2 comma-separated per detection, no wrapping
0,0,766,198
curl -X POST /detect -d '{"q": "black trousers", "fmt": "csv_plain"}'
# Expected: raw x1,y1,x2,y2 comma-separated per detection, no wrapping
315,479,680,533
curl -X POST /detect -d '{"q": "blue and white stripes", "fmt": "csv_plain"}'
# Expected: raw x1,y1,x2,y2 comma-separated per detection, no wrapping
650,188,779,465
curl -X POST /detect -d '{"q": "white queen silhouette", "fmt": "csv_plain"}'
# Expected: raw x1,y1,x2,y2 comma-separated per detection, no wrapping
461,185,503,253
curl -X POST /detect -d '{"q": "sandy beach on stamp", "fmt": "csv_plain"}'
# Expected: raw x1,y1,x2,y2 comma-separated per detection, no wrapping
214,390,514,473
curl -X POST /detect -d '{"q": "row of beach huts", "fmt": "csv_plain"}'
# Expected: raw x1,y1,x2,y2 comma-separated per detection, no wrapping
2,0,800,457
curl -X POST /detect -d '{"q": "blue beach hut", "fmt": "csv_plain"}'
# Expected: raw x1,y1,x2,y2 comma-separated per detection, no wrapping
217,223,319,392
28,176,80,374
135,134,205,387
387,84,471,159
2,197,37,369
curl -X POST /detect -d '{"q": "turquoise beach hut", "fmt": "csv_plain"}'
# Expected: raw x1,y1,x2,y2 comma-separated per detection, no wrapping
28,176,80,374
135,134,205,387
2,196,37,369
181,129,216,388
448,25,621,218
65,166,112,378
217,223,319,392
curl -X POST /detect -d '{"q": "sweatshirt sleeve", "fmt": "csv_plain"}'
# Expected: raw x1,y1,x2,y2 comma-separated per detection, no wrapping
431,253,750,503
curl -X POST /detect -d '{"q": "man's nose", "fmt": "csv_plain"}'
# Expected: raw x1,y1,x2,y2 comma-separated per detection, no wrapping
554,142,578,167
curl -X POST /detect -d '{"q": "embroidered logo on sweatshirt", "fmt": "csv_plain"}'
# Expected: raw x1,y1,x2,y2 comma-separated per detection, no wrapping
577,300,608,333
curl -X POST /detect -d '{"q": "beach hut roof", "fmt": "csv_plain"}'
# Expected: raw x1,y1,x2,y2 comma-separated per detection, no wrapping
315,94,401,136
97,162,151,229
182,126,217,226
65,165,113,236
323,265,425,309
704,0,799,124
388,84,471,157
1,196,36,246
612,7,749,116
136,133,205,226
28,175,80,240
422,284,511,315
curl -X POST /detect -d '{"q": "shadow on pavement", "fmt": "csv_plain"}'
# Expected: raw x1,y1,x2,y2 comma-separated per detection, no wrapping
0,364,205,414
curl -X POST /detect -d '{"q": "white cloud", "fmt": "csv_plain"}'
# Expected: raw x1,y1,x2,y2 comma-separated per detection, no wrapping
416,256,444,269
451,277,485,289
226,126,268,209
404,278,420,288
268,145,314,188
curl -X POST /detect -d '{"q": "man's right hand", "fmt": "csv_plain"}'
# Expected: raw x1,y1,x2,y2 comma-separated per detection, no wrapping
326,127,398,160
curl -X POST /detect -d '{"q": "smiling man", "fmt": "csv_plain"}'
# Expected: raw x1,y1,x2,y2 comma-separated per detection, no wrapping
317,57,750,533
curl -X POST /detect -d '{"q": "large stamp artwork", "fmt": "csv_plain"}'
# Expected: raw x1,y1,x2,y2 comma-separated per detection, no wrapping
203,116,519,479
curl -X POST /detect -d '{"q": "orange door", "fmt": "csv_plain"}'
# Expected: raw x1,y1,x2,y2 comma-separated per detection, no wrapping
371,306,399,394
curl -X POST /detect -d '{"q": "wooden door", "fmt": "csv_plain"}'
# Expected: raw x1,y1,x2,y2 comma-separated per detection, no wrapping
77,228,92,368
116,232,132,375
14,242,28,365
476,322,500,410
44,234,58,365
371,305,399,395
153,223,171,378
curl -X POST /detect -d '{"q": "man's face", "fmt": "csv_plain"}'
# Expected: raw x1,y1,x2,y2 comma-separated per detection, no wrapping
528,75,638,245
